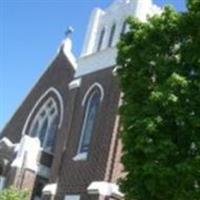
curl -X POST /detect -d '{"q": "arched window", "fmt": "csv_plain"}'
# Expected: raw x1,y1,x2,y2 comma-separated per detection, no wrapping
29,98,59,154
121,21,127,35
78,88,101,155
108,23,116,47
97,27,105,52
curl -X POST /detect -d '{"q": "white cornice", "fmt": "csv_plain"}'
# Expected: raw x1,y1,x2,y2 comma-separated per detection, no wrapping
76,47,117,77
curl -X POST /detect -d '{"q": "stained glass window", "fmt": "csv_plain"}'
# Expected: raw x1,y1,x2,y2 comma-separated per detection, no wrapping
79,89,101,154
29,98,59,154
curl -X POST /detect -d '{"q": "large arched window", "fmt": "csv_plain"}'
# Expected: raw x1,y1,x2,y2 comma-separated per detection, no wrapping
97,27,105,52
108,23,116,47
29,98,59,153
78,88,101,156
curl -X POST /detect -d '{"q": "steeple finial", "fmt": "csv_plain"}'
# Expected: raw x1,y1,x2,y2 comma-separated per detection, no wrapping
65,26,74,38
60,26,77,70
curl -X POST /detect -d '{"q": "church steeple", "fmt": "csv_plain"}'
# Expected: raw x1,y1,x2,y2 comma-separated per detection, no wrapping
80,0,156,58
76,0,161,77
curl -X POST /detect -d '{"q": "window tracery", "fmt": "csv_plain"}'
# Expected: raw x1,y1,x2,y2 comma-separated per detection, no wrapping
29,98,59,153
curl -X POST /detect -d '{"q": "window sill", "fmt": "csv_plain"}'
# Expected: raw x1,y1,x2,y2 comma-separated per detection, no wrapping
73,152,88,161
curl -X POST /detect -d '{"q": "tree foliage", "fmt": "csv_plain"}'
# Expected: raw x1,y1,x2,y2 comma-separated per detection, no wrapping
0,187,28,200
117,0,200,199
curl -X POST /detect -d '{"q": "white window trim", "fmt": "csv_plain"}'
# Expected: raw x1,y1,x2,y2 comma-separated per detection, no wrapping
74,84,104,161
78,92,94,153
74,93,94,161
22,87,64,137
81,82,104,106
29,97,59,154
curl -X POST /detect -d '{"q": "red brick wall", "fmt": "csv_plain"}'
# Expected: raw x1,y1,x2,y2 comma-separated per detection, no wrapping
55,67,121,200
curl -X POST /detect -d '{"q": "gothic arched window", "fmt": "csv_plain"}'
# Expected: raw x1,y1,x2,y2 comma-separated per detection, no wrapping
108,23,116,47
29,98,59,153
78,88,101,155
121,21,127,35
97,27,105,52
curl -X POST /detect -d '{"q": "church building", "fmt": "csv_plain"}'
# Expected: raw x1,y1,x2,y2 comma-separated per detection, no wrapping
0,1,161,199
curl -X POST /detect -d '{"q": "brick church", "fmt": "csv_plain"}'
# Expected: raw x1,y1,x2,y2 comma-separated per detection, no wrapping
0,1,161,199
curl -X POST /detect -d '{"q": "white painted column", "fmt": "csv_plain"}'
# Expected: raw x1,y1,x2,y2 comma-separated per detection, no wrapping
81,8,104,56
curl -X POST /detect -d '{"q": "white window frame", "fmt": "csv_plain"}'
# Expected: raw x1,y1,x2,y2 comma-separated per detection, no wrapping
76,92,97,159
73,83,104,161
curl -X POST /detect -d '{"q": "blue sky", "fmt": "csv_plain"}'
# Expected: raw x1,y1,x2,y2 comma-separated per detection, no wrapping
0,0,186,131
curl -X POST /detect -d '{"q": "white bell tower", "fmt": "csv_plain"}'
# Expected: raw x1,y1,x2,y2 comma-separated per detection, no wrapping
76,0,161,77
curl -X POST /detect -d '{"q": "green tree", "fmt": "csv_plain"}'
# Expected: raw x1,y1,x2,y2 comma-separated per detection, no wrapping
0,187,28,200
117,0,200,199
